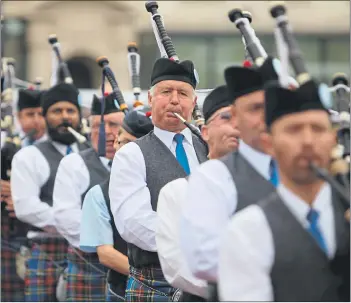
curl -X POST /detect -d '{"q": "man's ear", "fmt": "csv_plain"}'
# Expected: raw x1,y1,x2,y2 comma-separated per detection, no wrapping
201,125,209,142
260,131,275,158
148,90,152,108
193,95,197,109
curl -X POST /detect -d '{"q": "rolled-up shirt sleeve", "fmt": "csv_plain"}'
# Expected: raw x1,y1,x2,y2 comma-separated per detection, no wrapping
11,146,54,228
53,153,89,248
80,185,114,253
109,142,157,252
180,159,237,282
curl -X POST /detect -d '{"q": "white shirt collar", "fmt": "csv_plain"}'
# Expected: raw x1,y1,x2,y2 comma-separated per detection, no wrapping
99,156,111,171
238,140,271,180
153,126,194,149
277,182,331,228
22,133,48,147
51,141,79,156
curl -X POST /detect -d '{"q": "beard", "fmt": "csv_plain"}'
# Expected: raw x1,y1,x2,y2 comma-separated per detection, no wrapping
47,120,82,145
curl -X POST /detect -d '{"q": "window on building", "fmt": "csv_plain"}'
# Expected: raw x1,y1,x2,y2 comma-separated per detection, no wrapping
1,18,27,81
323,35,350,83
138,32,349,89
66,56,99,89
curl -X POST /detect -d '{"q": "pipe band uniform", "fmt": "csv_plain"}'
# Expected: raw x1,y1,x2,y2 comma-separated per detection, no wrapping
155,84,240,302
52,90,125,302
1,2,349,302
109,42,208,301
218,80,350,302
79,110,153,302
180,62,279,301
1,86,47,302
10,82,88,302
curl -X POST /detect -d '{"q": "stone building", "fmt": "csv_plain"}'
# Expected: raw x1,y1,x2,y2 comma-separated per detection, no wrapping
2,1,350,90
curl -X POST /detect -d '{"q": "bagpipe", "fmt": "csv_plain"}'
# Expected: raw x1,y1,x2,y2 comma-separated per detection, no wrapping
1,58,43,180
144,0,210,151
1,58,43,217
227,2,350,208
268,1,350,210
48,34,91,144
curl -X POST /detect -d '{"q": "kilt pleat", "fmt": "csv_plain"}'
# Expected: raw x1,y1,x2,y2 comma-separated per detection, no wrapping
66,245,108,302
1,238,26,302
125,266,175,302
24,236,68,302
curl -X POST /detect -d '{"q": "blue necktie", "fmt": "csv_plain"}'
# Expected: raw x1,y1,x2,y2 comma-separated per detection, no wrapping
28,138,35,146
66,146,73,155
174,134,190,175
269,159,279,187
307,208,328,255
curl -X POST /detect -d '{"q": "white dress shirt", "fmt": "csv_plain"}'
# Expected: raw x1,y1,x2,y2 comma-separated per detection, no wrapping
156,178,208,298
180,140,272,282
11,141,79,232
109,126,200,252
218,182,335,301
53,152,110,248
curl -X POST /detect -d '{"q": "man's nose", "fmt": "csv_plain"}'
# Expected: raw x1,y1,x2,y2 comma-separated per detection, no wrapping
170,91,180,104
301,128,314,146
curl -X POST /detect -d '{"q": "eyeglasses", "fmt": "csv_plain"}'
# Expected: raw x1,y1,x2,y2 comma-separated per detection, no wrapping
206,111,232,125
117,139,132,146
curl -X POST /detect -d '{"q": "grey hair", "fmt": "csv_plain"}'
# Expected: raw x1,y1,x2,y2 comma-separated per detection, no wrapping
149,84,196,99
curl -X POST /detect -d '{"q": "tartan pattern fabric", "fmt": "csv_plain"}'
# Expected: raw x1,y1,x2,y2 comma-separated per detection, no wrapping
1,213,29,241
106,283,125,302
66,245,108,302
1,238,27,302
24,236,68,302
125,266,176,302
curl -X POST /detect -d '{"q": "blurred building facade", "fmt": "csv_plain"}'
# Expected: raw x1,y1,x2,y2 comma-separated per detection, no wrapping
2,1,350,90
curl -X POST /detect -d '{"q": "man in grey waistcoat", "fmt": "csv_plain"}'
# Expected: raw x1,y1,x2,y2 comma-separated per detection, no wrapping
180,59,281,285
11,82,88,301
79,110,154,302
219,80,350,302
109,57,208,302
53,92,125,302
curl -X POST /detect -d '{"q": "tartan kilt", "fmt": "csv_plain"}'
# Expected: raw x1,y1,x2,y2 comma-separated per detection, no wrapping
106,283,125,302
125,266,176,302
66,245,108,302
24,236,68,302
1,238,27,302
1,214,30,302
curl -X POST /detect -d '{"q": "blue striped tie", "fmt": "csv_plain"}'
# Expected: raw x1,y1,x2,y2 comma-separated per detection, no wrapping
66,146,73,155
269,159,279,187
307,208,328,255
174,134,190,175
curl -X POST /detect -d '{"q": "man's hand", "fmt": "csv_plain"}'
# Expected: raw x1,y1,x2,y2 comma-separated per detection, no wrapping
345,209,350,221
3,196,16,218
1,180,11,198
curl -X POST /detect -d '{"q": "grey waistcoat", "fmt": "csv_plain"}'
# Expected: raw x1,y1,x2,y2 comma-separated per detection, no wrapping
79,147,110,204
32,140,88,232
129,131,208,268
36,140,87,207
220,150,275,213
259,191,350,302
